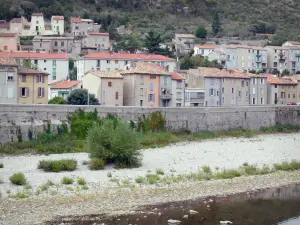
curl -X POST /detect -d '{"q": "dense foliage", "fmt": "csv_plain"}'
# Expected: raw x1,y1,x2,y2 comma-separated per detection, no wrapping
67,89,99,105
180,55,223,70
195,26,208,38
38,159,77,172
48,96,67,104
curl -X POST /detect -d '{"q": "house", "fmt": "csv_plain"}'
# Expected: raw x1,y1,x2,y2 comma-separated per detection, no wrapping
121,62,172,107
265,46,289,74
0,57,19,103
0,52,69,81
9,18,24,35
193,45,216,57
82,32,110,51
208,45,238,70
285,46,300,74
173,34,195,55
267,74,298,105
49,80,81,100
48,80,61,99
83,70,123,106
0,33,20,52
171,72,185,107
71,18,101,37
76,52,176,80
282,41,300,47
33,36,76,53
0,20,10,33
18,67,49,104
250,46,268,72
51,16,64,35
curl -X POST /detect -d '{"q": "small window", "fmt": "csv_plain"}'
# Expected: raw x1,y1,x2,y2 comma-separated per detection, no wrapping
246,81,249,86
38,87,44,97
252,98,256,104
241,80,244,87
108,81,112,87
40,43,42,47
231,88,234,94
293,94,296,98
164,76,168,85
209,89,214,96
107,60,110,64
140,88,143,96
115,60,118,64
4,46,8,50
222,87,224,93
44,60,46,63
253,78,256,84
150,75,156,79
20,87,27,97
34,60,38,64
61,41,64,47
22,75,26,82
54,41,57,47
260,78,264,84
140,76,144,85
238,91,242,97
115,92,118,100
261,98,264,104
7,73,14,81
288,94,290,98
275,84,278,88
281,92,285,98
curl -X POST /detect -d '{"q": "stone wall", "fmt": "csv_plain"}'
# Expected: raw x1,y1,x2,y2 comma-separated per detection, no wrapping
0,104,299,145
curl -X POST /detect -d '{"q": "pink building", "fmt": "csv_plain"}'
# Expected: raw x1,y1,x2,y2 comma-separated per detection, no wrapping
0,33,20,52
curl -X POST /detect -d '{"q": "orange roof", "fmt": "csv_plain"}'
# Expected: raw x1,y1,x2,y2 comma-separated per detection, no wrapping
0,57,18,66
51,80,81,89
82,52,175,61
286,41,300,45
0,33,17,37
172,72,185,80
267,74,297,85
48,80,61,85
52,16,64,20
71,17,81,23
195,45,216,49
18,67,49,75
121,62,171,75
32,13,43,16
88,32,109,36
0,52,68,59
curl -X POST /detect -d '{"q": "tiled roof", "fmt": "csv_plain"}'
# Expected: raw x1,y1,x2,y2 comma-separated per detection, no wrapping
195,45,216,49
286,41,300,45
33,36,73,40
121,62,171,75
86,70,123,79
251,46,265,50
175,34,195,38
172,72,185,80
82,52,175,61
18,67,49,75
32,13,43,16
71,17,81,23
0,33,17,37
0,52,68,59
0,57,18,66
10,18,22,23
52,16,64,20
265,46,288,50
88,32,109,36
267,74,297,85
48,80,61,85
290,75,300,81
51,80,81,89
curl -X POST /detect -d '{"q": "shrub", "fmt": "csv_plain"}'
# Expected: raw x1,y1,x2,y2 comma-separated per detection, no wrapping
135,176,146,184
274,160,300,171
48,96,67,104
213,169,241,179
77,177,87,185
9,173,27,186
89,158,105,170
146,174,160,184
38,159,77,172
82,185,89,190
202,166,211,173
156,169,164,175
0,163,3,168
87,120,141,169
61,177,74,185
9,192,29,199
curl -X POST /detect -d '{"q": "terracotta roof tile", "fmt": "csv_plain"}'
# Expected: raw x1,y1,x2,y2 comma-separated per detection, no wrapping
0,57,18,66
0,33,17,37
10,18,22,23
82,52,175,61
52,16,64,20
0,52,68,59
71,17,82,23
48,80,61,85
121,62,171,75
267,74,297,85
88,32,109,36
51,80,81,89
194,45,216,49
32,13,43,16
86,70,123,78
286,41,300,45
172,72,185,80
18,67,49,75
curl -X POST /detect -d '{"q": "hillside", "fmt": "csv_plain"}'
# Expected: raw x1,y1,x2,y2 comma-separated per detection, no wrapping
0,0,300,42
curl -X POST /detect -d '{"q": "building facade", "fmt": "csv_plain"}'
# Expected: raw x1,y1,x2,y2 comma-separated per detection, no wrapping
49,80,81,100
0,33,20,52
171,72,185,107
71,18,101,37
173,34,195,55
18,67,49,104
76,52,176,80
83,70,123,106
193,45,216,57
33,36,75,53
0,52,69,81
9,18,23,35
51,16,64,35
265,46,289,74
82,32,110,51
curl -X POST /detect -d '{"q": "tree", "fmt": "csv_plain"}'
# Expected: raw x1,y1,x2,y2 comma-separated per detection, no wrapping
67,89,99,105
22,59,38,70
195,26,207,38
212,12,221,35
180,55,223,69
144,30,163,53
68,58,77,80
281,69,290,77
114,34,143,53
83,12,89,19
48,96,67,104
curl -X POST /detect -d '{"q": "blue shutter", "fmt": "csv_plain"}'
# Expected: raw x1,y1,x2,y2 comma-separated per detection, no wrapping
148,94,151,102
150,82,154,91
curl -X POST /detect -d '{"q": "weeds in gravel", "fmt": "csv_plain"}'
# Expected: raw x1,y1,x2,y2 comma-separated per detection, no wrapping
110,178,120,185
135,176,146,184
202,165,211,173
9,191,30,199
274,160,300,171
156,169,164,175
40,180,55,191
61,177,74,185
66,186,74,191
24,184,32,190
9,173,27,186
122,179,130,185
35,189,41,195
107,172,112,177
82,185,89,190
77,177,86,185
38,159,77,172
89,158,105,170
146,174,160,184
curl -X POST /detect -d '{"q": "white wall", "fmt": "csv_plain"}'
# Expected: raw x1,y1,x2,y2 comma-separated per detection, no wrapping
194,47,215,57
171,79,185,107
51,19,64,35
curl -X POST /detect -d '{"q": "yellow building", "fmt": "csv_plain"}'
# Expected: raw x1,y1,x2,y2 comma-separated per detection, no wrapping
18,67,49,104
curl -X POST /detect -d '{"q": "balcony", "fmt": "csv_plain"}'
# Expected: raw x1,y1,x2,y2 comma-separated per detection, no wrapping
256,57,262,62
279,58,286,63
161,94,172,100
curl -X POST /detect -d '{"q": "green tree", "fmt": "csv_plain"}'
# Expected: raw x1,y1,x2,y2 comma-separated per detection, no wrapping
48,96,67,104
68,58,77,80
114,34,143,53
83,12,89,19
22,59,38,70
212,12,221,35
144,30,163,54
67,89,99,105
281,69,290,77
195,26,207,38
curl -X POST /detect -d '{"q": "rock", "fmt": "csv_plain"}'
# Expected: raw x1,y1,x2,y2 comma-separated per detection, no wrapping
220,221,233,224
183,215,188,219
167,219,181,224
189,210,198,214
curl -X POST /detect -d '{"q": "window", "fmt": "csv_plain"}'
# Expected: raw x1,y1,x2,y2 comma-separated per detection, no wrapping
140,88,143,96
38,87,44,97
222,87,224,93
288,94,290,98
246,91,249,97
252,98,256,104
115,92,118,100
44,68,46,71
253,78,256,84
293,94,296,98
260,79,264,84
150,75,156,79
140,100,143,106
261,98,264,104
275,84,278,88
34,60,38,64
44,60,46,63
54,41,57,47
222,78,225,83
253,88,256,95
22,75,26,82
176,103,181,107
114,60,118,64
97,60,100,67
107,60,110,64
231,88,234,94
281,92,285,98
241,80,244,87
20,87,28,97
209,89,214,96
246,81,249,86
53,60,56,67
217,91,219,96
148,94,155,102
4,46,8,51
238,91,242,98
150,82,154,91
176,92,182,100
176,81,182,89
140,75,144,85
37,21,39,24
61,42,64,47
36,75,44,83
260,88,264,95
40,43,42,47
7,72,14,81
164,76,168,85
210,78,214,85
108,81,112,87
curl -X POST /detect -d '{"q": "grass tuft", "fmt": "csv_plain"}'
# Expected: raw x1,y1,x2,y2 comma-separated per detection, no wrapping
9,173,27,186
202,165,211,173
135,176,146,184
61,177,74,185
156,169,165,175
89,158,105,170
9,192,30,199
38,159,77,172
77,177,86,186
274,160,300,171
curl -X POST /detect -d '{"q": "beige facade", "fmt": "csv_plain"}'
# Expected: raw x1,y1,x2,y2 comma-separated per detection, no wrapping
265,46,289,74
33,36,75,53
83,70,123,106
71,18,100,36
18,67,49,104
82,33,110,51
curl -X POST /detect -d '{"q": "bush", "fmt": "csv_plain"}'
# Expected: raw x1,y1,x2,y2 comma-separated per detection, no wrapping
9,173,27,185
89,158,105,170
87,119,141,169
48,96,67,104
274,160,300,171
156,169,164,175
0,163,3,168
38,159,77,172
77,178,86,185
61,177,74,185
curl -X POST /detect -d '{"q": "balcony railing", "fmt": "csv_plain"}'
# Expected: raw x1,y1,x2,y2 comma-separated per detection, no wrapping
161,94,172,100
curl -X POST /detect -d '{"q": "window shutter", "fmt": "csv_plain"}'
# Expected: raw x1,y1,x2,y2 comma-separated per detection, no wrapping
36,76,39,83
148,94,151,102
153,94,155,102
41,88,44,97
26,87,29,97
19,88,22,97
42,76,44,83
